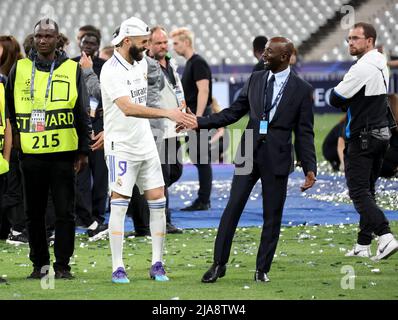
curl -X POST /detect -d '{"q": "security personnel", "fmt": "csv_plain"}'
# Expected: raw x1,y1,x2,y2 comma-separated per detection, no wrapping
330,22,398,260
6,19,91,279
1,80,12,283
0,82,11,177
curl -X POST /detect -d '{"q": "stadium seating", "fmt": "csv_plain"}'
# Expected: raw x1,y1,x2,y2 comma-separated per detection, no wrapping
304,0,398,61
0,0,396,64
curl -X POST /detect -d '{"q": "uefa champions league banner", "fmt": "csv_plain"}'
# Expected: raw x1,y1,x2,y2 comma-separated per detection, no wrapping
229,72,398,114
187,61,398,114
229,79,342,114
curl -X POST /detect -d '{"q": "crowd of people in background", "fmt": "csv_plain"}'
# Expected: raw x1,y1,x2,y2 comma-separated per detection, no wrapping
0,17,397,285
0,16,231,283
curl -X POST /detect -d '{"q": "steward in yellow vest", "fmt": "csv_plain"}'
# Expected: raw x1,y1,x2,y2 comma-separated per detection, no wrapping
5,19,91,279
0,79,12,284
0,81,12,175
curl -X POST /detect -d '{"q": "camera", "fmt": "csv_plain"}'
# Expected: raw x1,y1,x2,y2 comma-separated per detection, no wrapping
359,129,369,151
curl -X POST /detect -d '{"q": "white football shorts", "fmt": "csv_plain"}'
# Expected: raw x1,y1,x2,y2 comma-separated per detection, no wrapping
106,154,165,197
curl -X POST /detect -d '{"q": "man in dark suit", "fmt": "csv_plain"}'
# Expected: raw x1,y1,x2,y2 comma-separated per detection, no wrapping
179,37,317,283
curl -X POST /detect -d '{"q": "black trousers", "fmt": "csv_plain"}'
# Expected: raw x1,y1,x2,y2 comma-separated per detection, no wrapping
344,137,391,245
213,151,288,273
0,173,7,237
161,137,183,221
75,148,108,226
21,156,75,271
381,132,398,177
0,150,59,237
186,131,212,204
0,150,25,236
127,185,150,233
323,143,340,171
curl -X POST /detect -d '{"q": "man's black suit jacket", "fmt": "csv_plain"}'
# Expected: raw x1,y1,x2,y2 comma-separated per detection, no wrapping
198,70,317,177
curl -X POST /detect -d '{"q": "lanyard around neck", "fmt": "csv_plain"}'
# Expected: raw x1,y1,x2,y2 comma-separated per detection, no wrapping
30,59,56,108
263,73,290,116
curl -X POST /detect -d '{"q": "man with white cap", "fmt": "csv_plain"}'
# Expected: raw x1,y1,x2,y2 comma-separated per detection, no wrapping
100,17,194,283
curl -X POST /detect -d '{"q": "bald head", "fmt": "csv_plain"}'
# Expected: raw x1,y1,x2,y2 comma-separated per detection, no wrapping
263,37,295,72
269,37,294,56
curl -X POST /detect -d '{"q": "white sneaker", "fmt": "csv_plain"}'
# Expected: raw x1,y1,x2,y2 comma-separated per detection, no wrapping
345,244,372,257
372,233,398,261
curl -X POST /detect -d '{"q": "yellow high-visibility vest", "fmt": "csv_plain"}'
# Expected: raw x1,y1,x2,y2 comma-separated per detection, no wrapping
0,82,9,174
0,82,5,151
14,58,79,154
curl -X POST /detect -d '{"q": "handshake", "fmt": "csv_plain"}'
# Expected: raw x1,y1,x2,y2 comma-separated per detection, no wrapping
166,106,198,133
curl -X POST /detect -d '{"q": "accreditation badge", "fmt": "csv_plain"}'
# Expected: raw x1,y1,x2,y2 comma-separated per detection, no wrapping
259,120,268,135
30,109,46,133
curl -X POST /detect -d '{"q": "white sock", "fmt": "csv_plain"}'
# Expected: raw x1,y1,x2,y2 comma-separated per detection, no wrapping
109,198,130,272
148,197,166,265
88,221,99,230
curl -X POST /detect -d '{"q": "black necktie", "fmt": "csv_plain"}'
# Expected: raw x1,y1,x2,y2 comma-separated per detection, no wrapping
264,74,275,114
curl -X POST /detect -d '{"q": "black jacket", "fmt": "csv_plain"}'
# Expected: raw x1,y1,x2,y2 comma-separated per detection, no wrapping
198,70,317,176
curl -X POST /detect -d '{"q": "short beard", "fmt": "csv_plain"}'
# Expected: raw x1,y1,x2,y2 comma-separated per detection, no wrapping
154,51,166,61
129,45,144,62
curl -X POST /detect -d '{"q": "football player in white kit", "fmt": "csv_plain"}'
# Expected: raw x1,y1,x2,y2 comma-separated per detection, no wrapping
100,17,193,283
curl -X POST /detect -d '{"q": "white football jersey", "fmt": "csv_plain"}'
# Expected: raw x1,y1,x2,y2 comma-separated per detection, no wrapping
100,50,158,160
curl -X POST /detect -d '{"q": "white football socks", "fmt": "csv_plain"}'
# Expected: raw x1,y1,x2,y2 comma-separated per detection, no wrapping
148,197,167,265
109,198,129,272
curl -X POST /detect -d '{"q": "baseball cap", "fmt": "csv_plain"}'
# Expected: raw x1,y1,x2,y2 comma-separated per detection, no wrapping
111,17,150,46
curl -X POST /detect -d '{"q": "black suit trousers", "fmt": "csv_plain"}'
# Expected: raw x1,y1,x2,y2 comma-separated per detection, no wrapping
75,148,108,226
214,142,288,273
20,156,75,271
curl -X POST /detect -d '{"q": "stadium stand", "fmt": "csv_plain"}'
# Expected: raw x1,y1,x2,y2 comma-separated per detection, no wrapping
0,0,353,65
304,0,398,61
0,0,396,64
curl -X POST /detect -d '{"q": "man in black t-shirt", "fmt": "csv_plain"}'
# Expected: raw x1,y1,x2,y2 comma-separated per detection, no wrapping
171,28,212,211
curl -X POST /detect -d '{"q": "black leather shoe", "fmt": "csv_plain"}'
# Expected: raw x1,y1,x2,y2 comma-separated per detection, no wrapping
201,263,226,283
181,200,210,211
27,267,49,280
125,229,151,238
55,269,74,280
254,270,270,282
166,223,183,234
